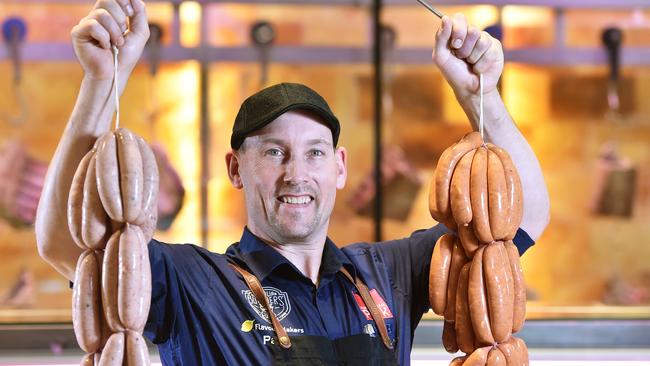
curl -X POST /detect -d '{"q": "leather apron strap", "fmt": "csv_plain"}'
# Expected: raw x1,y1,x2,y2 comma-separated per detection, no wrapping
229,262,393,351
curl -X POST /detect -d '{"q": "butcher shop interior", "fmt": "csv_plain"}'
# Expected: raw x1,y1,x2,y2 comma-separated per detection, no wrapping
0,0,649,365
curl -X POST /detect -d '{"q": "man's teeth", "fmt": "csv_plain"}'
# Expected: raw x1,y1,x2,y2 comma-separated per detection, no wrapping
281,196,312,204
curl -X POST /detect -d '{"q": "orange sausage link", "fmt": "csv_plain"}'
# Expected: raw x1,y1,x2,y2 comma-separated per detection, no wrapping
455,262,475,354
435,132,483,222
487,347,507,366
444,239,468,322
468,246,495,346
68,150,95,250
428,169,442,221
487,149,508,240
73,250,102,354
116,128,143,223
458,223,480,259
484,242,513,343
96,132,124,222
134,136,159,242
429,233,455,315
97,332,125,366
488,144,523,241
118,224,151,331
80,353,95,366
470,147,493,243
504,240,526,333
102,230,125,333
449,356,466,366
82,155,110,250
513,336,530,366
463,346,491,366
497,337,523,366
126,330,151,366
450,149,476,226
442,320,459,354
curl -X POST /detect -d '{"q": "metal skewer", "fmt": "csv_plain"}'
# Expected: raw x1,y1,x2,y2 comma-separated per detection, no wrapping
415,0,444,19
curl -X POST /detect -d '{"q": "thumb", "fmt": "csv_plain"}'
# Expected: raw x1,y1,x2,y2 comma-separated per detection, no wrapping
127,0,149,40
433,16,452,62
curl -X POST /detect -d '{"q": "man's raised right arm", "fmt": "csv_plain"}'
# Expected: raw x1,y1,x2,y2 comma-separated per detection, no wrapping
35,0,149,281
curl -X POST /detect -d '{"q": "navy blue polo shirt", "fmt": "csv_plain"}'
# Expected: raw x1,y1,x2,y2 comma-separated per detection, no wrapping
143,225,534,365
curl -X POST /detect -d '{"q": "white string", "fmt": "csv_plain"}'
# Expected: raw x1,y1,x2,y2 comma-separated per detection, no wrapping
479,73,484,140
112,45,120,130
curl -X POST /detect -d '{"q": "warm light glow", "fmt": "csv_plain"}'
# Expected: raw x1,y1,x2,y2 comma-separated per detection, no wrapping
180,1,201,47
467,5,500,31
502,5,553,28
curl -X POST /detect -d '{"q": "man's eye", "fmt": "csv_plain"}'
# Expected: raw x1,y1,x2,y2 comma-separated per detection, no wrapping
309,150,324,157
266,148,283,157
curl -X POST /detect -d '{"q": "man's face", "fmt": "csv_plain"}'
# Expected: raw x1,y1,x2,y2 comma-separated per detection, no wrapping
227,110,347,244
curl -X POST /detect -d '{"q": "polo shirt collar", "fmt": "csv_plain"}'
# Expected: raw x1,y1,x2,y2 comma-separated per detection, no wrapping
226,227,356,283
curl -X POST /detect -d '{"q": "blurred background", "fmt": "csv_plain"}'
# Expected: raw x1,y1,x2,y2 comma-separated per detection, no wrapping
0,0,649,364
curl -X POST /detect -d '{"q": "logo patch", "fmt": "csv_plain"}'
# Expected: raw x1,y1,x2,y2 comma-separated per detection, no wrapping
353,289,394,320
243,286,292,324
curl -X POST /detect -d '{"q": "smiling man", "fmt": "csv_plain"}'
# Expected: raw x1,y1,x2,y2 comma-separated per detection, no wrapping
35,1,549,365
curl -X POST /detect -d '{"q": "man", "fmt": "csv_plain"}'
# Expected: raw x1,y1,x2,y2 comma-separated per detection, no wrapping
35,0,550,365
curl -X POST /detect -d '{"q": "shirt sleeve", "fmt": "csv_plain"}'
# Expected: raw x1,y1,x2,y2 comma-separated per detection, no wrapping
144,239,179,344
375,224,534,328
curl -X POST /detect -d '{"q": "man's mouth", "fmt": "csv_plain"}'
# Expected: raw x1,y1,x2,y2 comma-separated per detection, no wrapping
277,195,314,205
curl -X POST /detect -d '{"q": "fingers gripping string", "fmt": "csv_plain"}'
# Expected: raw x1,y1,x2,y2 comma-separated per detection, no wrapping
112,44,120,130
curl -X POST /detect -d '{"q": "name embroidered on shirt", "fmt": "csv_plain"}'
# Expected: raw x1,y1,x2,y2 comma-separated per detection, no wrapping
352,289,394,320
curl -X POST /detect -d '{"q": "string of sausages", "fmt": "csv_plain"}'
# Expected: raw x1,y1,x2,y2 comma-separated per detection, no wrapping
428,131,529,366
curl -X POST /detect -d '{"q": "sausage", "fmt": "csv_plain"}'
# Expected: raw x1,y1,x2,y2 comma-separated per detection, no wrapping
102,230,124,333
513,336,530,366
504,240,526,333
118,224,151,331
488,144,523,241
116,128,143,223
484,242,513,343
125,330,151,366
428,168,442,221
442,320,459,353
435,132,483,222
68,150,95,250
444,239,468,322
487,149,508,240
487,347,506,366
458,223,480,259
450,149,476,226
97,332,125,366
82,155,110,250
449,356,466,366
80,353,95,366
429,233,455,315
468,246,495,346
134,136,159,241
96,132,124,222
497,337,522,366
470,146,493,243
72,250,102,354
463,346,491,366
455,262,475,354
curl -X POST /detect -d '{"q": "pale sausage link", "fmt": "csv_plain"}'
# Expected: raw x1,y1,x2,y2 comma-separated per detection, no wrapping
96,132,124,222
513,336,530,366
470,147,493,243
434,132,483,222
487,149,508,241
73,250,102,354
134,136,159,242
117,224,151,331
486,347,506,366
429,233,455,315
504,241,526,334
98,332,125,366
82,155,111,250
458,223,480,259
468,246,495,346
497,337,523,366
487,144,523,241
102,230,125,332
68,150,95,250
116,128,144,223
444,239,468,322
455,262,475,354
463,346,491,366
450,149,476,226
126,330,151,365
483,242,513,343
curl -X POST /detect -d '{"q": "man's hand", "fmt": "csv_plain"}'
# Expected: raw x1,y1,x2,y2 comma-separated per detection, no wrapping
71,0,149,82
433,13,504,99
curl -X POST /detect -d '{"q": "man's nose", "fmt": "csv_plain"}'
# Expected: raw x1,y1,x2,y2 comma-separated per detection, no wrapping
283,156,309,184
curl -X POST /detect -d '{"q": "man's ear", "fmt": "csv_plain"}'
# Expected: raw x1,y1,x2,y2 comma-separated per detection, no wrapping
225,150,243,189
335,146,348,190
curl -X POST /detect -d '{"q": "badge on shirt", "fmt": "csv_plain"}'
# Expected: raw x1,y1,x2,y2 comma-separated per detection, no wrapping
242,287,292,323
352,289,394,320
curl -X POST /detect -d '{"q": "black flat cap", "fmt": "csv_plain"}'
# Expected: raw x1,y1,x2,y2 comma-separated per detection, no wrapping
231,83,340,150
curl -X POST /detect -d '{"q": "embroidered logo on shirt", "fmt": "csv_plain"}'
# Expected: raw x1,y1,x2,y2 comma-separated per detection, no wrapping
352,289,394,320
242,287,292,323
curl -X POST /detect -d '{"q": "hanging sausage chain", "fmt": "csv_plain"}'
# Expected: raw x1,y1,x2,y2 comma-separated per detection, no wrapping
428,130,530,366
68,45,158,366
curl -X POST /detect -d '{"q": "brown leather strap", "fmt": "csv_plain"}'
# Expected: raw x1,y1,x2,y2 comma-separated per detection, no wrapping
339,267,394,350
229,263,292,349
